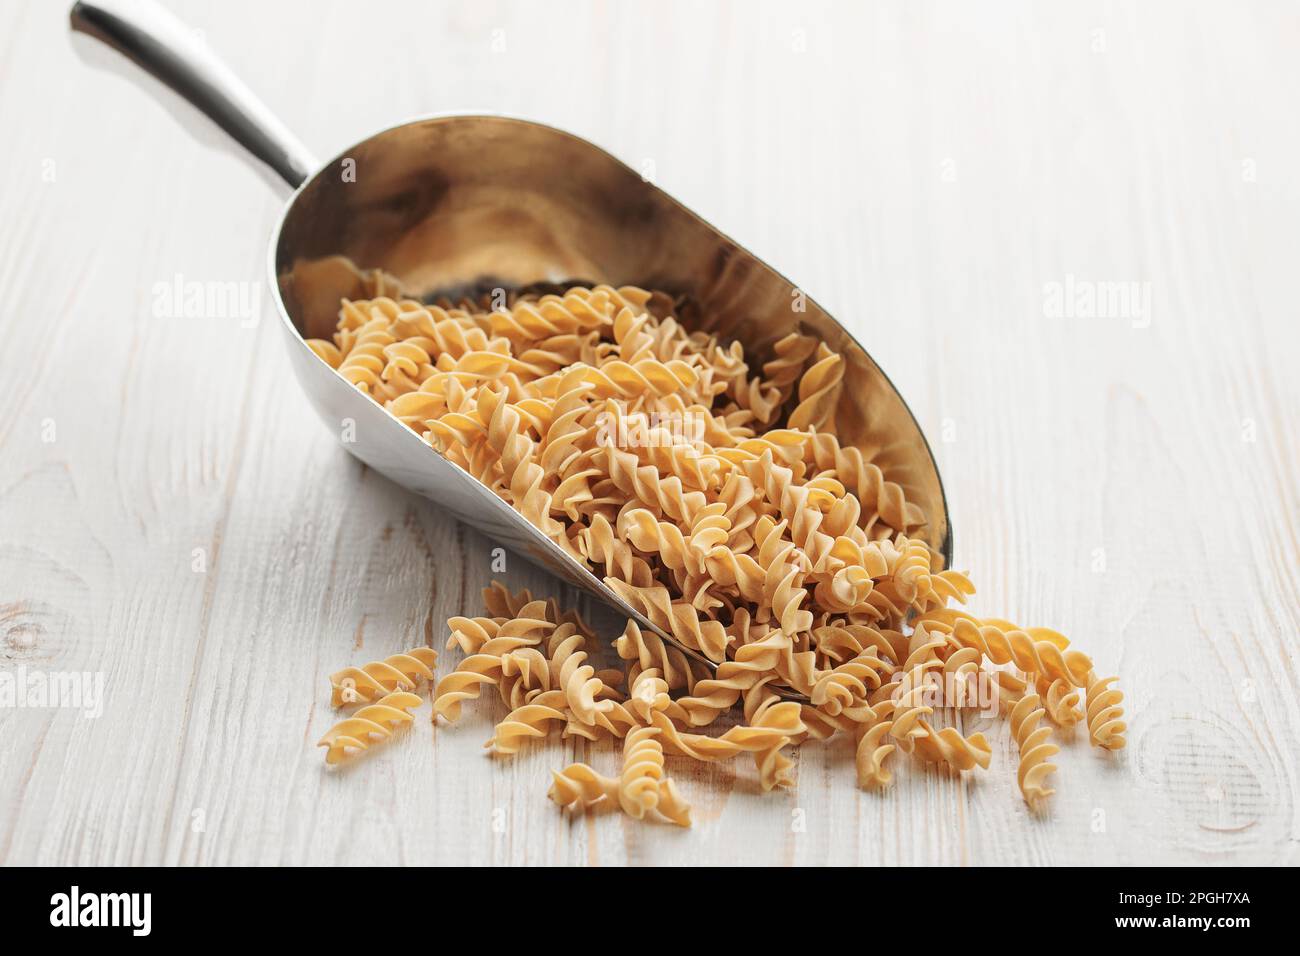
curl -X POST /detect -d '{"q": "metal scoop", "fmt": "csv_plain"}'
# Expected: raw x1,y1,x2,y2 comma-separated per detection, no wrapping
71,0,951,688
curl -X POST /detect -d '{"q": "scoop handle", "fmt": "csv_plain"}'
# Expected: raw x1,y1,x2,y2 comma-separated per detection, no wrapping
70,0,318,189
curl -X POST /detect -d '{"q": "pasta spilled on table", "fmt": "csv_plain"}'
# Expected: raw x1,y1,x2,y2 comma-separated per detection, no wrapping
308,284,1125,826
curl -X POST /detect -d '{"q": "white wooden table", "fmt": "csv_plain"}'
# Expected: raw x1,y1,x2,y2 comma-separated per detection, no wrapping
1,0,1296,866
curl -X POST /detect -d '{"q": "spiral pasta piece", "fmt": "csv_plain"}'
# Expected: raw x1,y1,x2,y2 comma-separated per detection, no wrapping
1037,675,1083,728
1009,693,1059,807
489,293,609,341
654,779,693,827
329,647,438,706
445,603,554,654
1084,672,1127,750
486,692,569,755
318,691,422,764
787,344,845,431
760,331,819,405
933,615,1093,688
912,721,993,773
481,582,535,618
431,658,502,723
854,701,898,789
336,317,397,396
307,338,342,368
809,651,893,715
745,701,805,789
432,634,542,722
549,632,616,726
618,726,666,818
605,578,729,665
477,388,561,537
548,763,617,812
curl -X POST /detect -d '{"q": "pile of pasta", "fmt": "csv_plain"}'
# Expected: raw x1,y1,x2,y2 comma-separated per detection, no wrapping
309,284,1125,824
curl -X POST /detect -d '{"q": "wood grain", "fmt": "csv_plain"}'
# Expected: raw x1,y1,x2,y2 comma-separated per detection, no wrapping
0,0,1296,865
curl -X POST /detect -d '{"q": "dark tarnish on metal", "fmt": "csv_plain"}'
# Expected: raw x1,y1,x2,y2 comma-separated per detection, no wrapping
72,0,952,700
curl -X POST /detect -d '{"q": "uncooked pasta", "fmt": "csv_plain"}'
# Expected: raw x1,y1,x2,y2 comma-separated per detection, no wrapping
317,691,422,764
310,284,1125,820
329,647,437,706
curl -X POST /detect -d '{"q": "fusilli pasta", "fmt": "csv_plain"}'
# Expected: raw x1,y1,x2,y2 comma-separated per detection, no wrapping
330,647,438,706
309,284,1126,812
317,691,422,764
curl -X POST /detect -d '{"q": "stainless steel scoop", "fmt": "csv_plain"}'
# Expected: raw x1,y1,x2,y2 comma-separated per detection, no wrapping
72,0,951,686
